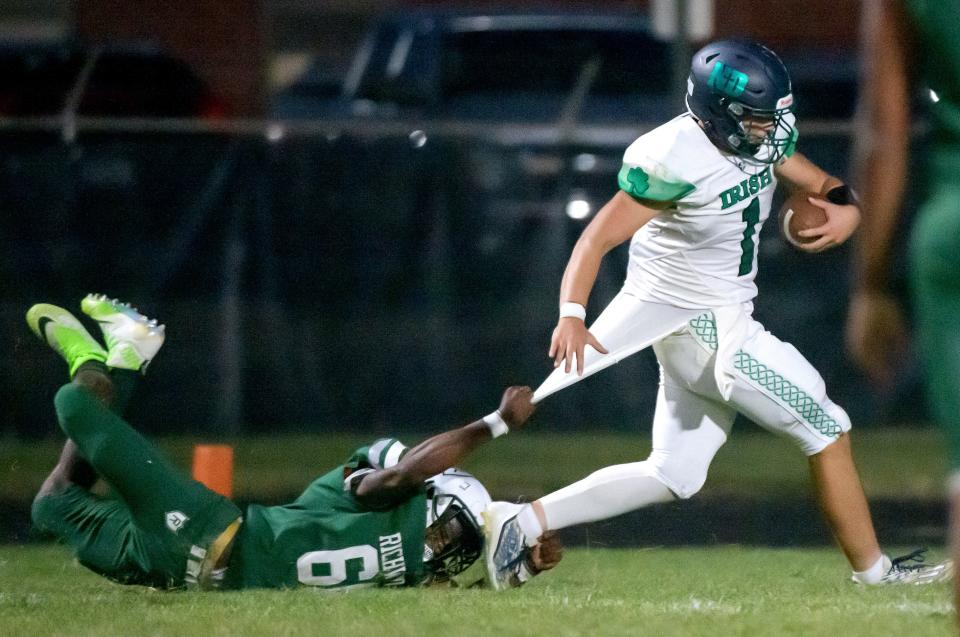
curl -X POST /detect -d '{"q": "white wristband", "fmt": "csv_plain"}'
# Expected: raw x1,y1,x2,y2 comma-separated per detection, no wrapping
482,410,510,438
559,302,586,321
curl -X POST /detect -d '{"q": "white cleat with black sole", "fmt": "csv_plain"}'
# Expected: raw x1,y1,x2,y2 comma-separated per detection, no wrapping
482,501,536,591
80,293,165,373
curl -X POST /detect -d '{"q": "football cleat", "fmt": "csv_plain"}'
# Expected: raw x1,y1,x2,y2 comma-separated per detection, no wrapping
878,549,953,585
80,293,165,373
482,501,533,591
26,303,107,377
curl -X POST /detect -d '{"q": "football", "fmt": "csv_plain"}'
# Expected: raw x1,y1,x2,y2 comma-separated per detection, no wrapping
778,191,828,247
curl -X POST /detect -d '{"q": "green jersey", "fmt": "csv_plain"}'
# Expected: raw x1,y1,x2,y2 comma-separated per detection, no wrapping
906,1,960,156
226,439,428,589
903,1,960,469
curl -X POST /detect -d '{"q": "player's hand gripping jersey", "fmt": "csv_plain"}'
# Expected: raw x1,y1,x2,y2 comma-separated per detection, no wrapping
619,113,795,309
228,439,428,589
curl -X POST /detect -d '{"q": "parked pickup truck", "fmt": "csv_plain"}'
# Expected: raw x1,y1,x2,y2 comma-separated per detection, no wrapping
275,9,857,124
274,9,694,246
272,7,859,307
271,9,860,345
274,10,677,125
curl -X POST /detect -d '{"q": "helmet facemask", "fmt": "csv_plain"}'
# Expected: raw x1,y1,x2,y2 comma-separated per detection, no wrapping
421,492,484,584
723,99,796,165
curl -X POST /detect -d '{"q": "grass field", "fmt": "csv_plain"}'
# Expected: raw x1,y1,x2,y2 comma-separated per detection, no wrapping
0,544,953,637
2,429,953,635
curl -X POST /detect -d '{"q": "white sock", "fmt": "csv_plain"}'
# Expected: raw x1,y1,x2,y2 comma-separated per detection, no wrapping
516,504,544,547
851,554,891,584
538,461,675,530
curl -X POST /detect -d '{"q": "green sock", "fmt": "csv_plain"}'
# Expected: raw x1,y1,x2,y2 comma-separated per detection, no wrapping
53,383,188,511
110,369,140,415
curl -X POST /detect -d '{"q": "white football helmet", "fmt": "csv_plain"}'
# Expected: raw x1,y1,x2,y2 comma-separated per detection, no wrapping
422,468,491,581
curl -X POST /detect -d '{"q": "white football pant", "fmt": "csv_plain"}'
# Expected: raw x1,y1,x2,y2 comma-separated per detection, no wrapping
535,291,851,531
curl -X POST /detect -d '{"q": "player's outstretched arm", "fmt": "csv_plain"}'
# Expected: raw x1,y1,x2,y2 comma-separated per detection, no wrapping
550,191,663,375
353,386,535,509
846,0,914,386
775,152,861,252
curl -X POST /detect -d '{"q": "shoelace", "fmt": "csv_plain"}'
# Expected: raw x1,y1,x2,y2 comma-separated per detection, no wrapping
889,548,929,573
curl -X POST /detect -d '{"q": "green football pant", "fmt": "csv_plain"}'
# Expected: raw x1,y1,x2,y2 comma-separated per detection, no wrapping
31,383,242,588
910,183,960,468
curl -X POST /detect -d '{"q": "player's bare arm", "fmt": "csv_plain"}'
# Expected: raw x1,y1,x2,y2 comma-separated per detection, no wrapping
775,152,861,252
550,190,665,375
353,386,535,509
846,0,914,386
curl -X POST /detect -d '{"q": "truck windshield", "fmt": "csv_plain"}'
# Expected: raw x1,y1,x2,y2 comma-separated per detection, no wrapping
441,29,669,97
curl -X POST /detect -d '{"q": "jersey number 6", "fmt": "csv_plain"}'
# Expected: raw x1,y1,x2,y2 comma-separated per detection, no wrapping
297,546,379,587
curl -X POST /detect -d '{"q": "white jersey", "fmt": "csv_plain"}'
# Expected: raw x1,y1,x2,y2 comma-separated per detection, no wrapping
618,114,781,309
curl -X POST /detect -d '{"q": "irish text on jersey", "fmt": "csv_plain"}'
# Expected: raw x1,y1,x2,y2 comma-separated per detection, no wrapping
719,166,773,210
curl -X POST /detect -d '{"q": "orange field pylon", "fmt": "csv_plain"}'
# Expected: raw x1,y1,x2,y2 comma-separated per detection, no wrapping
192,444,234,498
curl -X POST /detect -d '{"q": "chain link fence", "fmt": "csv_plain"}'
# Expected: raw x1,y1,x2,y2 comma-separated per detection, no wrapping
0,116,926,438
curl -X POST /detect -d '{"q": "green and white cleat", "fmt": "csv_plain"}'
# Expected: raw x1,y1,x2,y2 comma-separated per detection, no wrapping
482,501,532,591
879,550,953,585
26,303,108,377
852,549,954,585
80,293,165,373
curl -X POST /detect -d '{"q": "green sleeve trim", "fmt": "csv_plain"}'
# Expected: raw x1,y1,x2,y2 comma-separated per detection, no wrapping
345,439,407,471
784,127,798,158
618,164,695,202
366,438,406,469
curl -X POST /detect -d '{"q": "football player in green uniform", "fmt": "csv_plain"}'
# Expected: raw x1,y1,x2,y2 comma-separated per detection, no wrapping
27,295,561,591
847,0,960,613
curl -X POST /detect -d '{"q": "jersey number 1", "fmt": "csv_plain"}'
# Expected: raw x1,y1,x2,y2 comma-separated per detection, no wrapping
738,198,760,276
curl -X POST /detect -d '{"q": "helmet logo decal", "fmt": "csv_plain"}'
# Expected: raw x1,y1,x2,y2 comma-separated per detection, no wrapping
707,62,749,98
776,94,794,109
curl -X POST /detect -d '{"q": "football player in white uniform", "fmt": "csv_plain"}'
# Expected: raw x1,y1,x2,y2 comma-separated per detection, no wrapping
483,40,951,589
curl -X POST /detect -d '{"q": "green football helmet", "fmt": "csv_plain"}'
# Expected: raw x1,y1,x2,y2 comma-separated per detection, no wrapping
686,40,797,165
